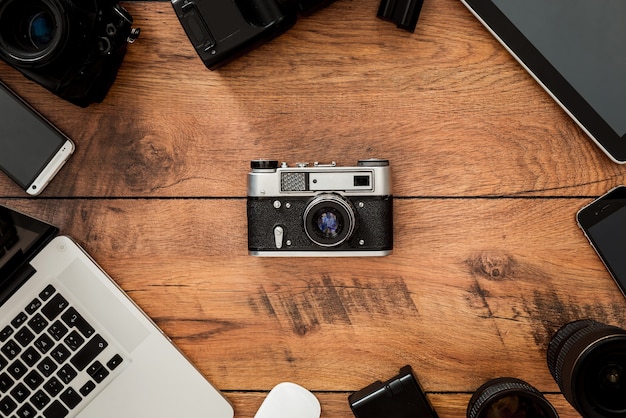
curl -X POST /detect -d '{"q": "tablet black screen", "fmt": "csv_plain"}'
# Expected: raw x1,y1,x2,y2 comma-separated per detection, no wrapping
492,0,626,138
462,0,626,162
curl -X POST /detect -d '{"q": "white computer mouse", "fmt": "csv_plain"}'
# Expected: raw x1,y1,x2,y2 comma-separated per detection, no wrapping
254,382,321,418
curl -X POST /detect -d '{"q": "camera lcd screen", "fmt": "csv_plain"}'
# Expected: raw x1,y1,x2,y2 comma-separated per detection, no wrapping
461,0,626,162
586,205,626,293
0,82,67,188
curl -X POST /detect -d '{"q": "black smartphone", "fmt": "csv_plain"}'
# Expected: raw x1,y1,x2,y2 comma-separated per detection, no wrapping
577,185,626,298
0,80,74,195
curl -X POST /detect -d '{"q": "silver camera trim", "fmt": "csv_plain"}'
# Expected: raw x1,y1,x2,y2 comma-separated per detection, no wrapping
248,161,392,198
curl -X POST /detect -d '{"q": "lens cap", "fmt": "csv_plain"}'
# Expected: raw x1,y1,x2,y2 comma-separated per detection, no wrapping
467,378,558,418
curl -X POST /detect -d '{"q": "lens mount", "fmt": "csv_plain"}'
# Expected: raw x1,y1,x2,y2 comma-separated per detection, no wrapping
0,0,66,66
303,193,356,247
548,320,626,417
467,378,558,418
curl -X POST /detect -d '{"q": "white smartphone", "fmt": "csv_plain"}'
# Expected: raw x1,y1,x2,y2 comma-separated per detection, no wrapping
0,80,74,195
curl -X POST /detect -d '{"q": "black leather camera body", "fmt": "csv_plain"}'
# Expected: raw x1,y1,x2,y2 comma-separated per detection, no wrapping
172,0,335,70
0,0,139,107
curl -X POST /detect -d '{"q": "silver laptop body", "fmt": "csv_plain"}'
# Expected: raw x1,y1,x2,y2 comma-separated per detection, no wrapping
0,205,234,418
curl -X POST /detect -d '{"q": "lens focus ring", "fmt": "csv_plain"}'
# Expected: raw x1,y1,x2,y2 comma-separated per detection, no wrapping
467,377,558,418
303,193,356,248
547,319,626,417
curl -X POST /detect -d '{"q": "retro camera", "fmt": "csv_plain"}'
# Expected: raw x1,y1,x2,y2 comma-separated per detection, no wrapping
547,319,626,417
172,0,335,70
247,159,393,256
0,0,139,107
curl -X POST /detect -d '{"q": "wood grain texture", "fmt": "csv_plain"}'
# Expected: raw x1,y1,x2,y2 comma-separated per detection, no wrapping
1,0,625,198
1,198,624,417
1,0,626,416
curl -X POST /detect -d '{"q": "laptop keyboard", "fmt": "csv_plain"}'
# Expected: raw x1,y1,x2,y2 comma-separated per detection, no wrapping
0,284,124,418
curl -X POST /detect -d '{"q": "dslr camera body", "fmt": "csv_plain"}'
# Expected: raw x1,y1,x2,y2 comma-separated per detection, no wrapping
247,159,393,257
0,0,139,107
172,0,335,70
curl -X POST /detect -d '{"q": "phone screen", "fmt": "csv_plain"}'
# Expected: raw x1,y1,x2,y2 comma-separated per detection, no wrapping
578,186,626,296
0,81,71,191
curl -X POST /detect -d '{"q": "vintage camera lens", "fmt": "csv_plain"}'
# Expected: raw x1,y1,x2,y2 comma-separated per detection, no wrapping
0,0,64,64
467,378,558,418
304,193,355,247
547,319,626,417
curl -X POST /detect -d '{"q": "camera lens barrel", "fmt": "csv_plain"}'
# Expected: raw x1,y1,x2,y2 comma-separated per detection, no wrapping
0,0,65,65
547,319,626,418
303,193,356,247
467,377,558,418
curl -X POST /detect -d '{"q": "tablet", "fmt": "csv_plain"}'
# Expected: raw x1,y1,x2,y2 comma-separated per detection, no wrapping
460,0,626,163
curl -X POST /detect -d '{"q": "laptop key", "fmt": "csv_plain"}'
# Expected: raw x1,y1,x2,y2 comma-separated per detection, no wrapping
7,359,27,380
0,371,14,392
27,314,48,335
16,402,37,418
1,340,21,359
63,331,84,351
0,396,17,415
43,377,63,397
70,335,107,371
48,321,68,342
50,345,71,365
59,387,81,410
37,358,57,377
79,380,95,397
56,365,77,385
34,335,54,354
0,326,13,342
25,299,42,315
41,295,69,321
23,370,44,390
10,382,30,403
43,400,68,418
39,285,56,302
10,313,27,329
20,347,41,367
30,389,50,410
86,361,109,383
61,309,94,338
106,354,123,370
14,328,35,347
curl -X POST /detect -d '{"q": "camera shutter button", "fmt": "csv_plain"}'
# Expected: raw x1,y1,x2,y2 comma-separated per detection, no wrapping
273,226,284,249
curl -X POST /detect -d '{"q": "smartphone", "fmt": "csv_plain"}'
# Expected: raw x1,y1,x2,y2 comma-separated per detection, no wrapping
0,80,74,195
577,185,626,298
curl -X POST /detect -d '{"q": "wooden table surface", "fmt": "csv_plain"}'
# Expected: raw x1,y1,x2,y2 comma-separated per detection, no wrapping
1,0,625,416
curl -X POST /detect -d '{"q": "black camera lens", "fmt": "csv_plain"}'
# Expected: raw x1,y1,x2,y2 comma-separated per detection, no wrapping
467,378,558,418
304,194,355,247
547,319,626,417
0,0,64,64
28,11,54,49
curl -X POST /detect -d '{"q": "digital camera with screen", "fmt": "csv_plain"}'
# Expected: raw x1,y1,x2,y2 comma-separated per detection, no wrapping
0,0,139,107
247,159,393,256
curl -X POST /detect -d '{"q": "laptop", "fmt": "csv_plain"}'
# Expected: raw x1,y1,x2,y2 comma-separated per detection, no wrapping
460,0,626,163
0,205,234,418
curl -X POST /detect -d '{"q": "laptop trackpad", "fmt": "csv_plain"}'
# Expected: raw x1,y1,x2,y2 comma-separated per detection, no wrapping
58,258,150,352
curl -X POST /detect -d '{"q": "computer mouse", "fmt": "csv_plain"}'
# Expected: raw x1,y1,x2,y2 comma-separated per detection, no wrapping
254,382,321,418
